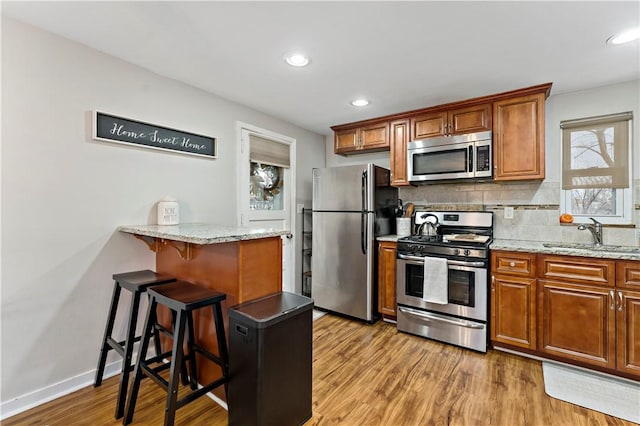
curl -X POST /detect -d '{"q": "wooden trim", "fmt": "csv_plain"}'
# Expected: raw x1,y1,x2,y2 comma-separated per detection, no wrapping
331,82,552,131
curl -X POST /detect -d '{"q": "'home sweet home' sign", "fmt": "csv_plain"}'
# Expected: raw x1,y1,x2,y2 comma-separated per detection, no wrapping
93,111,216,159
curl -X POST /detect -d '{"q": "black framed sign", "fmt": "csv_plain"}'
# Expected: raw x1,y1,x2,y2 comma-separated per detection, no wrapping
92,111,216,159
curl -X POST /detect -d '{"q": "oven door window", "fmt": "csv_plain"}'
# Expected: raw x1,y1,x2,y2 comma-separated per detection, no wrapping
404,263,476,307
405,263,425,298
448,268,475,307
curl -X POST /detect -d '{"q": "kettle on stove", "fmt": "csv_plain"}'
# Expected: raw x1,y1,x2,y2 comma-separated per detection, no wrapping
418,213,439,236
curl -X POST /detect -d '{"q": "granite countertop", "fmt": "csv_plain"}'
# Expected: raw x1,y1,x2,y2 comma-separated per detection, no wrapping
118,223,290,245
377,234,401,242
490,239,640,261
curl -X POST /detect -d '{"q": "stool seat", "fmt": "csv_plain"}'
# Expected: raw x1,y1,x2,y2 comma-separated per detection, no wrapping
113,270,176,292
124,280,229,426
149,281,226,311
94,269,176,420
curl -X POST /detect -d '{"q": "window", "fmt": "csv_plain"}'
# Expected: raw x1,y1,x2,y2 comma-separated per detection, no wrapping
248,134,290,211
560,112,633,224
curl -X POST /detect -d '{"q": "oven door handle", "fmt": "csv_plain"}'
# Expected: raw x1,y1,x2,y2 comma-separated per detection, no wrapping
397,253,427,262
397,253,485,268
398,306,485,329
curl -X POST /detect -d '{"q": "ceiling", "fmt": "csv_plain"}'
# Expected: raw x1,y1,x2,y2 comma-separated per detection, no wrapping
2,1,639,136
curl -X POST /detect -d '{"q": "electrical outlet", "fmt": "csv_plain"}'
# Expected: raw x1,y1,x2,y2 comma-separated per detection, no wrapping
504,206,514,219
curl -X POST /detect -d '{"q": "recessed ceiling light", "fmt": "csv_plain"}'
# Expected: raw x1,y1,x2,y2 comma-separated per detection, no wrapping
351,99,369,107
284,53,310,67
606,27,640,45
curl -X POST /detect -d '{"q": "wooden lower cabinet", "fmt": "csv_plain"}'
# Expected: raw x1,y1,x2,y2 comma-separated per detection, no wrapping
539,279,616,370
378,241,397,320
491,275,536,349
617,289,640,376
490,251,640,380
490,250,537,349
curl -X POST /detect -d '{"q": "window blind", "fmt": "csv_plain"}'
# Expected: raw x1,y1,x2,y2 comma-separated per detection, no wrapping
249,135,290,168
561,112,631,190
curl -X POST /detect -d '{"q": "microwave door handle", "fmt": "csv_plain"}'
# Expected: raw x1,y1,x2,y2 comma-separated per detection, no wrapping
468,145,473,174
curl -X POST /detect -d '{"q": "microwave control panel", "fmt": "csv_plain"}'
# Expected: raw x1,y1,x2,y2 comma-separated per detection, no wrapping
476,145,491,172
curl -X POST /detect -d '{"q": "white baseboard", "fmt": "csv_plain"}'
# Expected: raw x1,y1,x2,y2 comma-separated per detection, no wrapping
0,360,122,421
1,358,229,421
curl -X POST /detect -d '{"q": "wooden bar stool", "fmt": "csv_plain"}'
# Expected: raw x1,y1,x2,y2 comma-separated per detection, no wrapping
123,281,229,426
94,270,176,419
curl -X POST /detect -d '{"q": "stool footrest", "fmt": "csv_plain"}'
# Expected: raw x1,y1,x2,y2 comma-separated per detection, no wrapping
106,335,143,356
154,323,173,338
143,351,174,366
105,337,125,357
176,377,227,410
140,364,170,391
192,344,225,368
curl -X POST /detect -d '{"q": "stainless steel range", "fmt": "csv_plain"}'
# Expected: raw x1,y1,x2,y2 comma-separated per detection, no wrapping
396,210,493,352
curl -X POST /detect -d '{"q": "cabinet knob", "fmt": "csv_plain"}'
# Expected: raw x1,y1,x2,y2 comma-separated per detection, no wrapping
509,261,515,267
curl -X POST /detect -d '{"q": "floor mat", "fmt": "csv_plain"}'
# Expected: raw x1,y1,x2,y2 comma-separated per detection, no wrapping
542,361,640,423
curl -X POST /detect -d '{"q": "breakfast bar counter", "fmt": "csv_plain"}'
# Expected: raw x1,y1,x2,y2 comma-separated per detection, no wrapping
118,223,289,398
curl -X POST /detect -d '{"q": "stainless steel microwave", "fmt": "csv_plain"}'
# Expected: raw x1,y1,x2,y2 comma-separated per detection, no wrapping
407,131,492,183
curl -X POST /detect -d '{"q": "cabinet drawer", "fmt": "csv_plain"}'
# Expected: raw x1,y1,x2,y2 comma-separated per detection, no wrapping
617,261,640,290
538,255,615,287
491,251,536,277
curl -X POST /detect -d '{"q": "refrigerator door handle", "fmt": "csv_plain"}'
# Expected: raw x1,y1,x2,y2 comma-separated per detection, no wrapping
361,169,367,254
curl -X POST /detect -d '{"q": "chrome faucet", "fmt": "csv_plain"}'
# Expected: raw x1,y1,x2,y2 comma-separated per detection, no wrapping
577,218,603,246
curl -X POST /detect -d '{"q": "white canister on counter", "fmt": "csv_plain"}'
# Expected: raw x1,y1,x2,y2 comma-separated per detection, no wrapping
396,217,412,237
157,196,179,225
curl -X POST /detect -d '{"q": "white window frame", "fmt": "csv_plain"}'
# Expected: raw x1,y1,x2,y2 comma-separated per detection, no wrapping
560,117,633,225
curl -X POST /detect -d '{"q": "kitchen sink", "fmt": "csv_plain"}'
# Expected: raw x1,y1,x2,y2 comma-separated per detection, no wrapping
542,242,640,254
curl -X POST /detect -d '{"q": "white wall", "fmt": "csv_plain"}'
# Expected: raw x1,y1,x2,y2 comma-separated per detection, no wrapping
0,17,325,410
545,80,639,182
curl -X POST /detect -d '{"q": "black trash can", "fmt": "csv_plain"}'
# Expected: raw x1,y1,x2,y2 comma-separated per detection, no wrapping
228,291,314,426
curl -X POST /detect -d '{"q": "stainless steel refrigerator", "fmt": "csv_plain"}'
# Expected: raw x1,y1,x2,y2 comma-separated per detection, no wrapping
311,164,398,322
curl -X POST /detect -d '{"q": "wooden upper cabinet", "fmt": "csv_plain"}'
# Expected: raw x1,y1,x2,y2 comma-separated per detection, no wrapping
493,93,546,181
335,128,358,153
334,122,389,155
333,82,551,163
390,119,411,186
449,104,492,135
411,104,491,140
411,112,447,139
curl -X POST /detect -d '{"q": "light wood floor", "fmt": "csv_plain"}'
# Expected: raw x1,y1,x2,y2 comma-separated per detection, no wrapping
4,314,636,426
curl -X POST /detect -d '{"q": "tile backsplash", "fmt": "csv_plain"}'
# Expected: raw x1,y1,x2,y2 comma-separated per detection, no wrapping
399,180,640,246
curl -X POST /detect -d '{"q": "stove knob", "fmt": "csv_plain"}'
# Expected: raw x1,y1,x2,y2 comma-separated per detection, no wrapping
453,248,460,256
464,249,471,256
